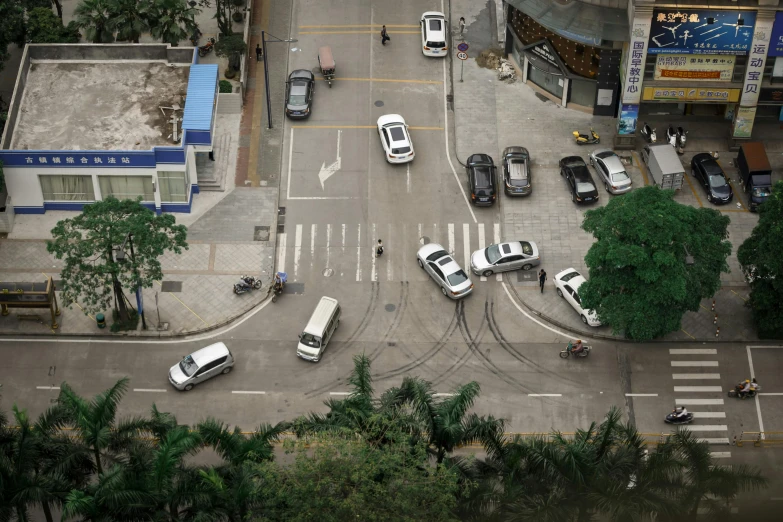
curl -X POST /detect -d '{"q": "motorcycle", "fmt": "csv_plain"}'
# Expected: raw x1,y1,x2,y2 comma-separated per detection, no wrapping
573,127,600,145
271,271,288,303
198,38,216,57
728,379,761,399
666,124,677,148
665,407,693,425
233,275,263,295
640,122,656,143
675,126,687,155
559,342,591,359
190,28,202,47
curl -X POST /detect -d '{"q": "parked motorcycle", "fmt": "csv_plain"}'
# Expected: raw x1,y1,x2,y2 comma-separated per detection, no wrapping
190,27,202,47
573,127,600,145
198,38,216,57
640,122,657,143
728,379,761,399
666,124,677,148
559,341,591,359
233,275,263,295
665,407,693,425
675,126,687,155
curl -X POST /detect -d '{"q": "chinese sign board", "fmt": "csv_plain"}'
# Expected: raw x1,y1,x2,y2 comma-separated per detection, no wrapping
732,106,757,138
622,17,652,104
654,55,735,81
648,9,757,55
759,87,783,104
769,12,783,56
739,16,774,107
0,151,157,168
642,87,740,102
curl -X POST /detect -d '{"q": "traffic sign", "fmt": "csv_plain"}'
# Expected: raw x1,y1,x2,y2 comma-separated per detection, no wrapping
457,51,468,61
457,42,469,52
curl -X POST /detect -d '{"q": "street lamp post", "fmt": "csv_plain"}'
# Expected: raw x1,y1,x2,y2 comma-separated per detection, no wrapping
260,31,298,129
115,233,147,330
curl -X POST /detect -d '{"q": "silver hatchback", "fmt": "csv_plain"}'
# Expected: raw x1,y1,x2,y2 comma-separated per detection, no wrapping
417,243,473,299
588,149,632,194
169,342,234,391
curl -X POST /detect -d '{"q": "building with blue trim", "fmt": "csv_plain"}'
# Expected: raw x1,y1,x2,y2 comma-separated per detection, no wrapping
0,44,219,216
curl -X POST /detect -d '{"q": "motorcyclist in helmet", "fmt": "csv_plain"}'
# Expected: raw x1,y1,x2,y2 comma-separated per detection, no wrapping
569,339,584,354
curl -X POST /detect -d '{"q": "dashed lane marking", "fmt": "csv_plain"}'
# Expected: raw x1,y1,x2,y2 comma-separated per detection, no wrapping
673,386,724,392
528,393,562,397
625,393,658,397
329,392,350,396
669,348,717,355
36,386,60,390
697,438,731,444
133,389,167,393
232,391,266,395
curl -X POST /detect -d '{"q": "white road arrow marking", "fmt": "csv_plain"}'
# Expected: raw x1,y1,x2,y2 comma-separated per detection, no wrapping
319,129,342,189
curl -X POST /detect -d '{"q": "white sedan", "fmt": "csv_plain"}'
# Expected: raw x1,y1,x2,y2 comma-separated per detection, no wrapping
417,243,473,299
470,241,540,277
377,114,415,164
420,12,448,57
553,268,601,326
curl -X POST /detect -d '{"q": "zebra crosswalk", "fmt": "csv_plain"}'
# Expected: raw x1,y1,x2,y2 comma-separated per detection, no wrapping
277,222,509,283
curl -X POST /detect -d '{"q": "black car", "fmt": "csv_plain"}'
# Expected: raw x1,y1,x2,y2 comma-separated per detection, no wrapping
502,146,532,196
691,153,733,204
285,70,315,119
467,154,497,206
559,156,598,204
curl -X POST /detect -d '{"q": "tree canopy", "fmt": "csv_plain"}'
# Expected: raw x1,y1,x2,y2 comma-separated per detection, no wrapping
47,197,188,318
579,186,731,340
737,180,783,339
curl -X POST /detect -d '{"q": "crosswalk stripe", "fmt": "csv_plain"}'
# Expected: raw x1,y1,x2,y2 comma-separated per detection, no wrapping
692,412,727,418
463,224,470,273
672,373,721,379
310,224,317,272
277,232,287,273
671,361,718,367
294,224,303,279
478,224,486,281
371,223,377,282
448,223,455,257
494,223,502,281
670,348,717,355
710,451,732,458
675,398,724,405
685,425,728,432
356,223,362,281
673,386,724,392
698,438,730,445
325,224,332,270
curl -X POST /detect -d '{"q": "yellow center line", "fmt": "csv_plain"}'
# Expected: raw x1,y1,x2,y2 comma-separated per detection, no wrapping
699,303,712,312
731,289,748,302
299,31,419,35
681,329,696,340
291,125,443,130
155,281,209,327
299,24,419,28
315,77,441,84
631,151,649,186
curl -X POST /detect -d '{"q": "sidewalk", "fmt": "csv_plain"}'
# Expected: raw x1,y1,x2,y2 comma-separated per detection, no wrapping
451,0,774,342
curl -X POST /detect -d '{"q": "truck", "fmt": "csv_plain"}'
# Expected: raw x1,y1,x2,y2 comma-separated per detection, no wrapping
736,142,773,212
641,144,685,191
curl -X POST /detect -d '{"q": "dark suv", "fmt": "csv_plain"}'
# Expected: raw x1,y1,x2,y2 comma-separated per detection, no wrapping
467,154,497,206
691,153,733,204
559,156,598,204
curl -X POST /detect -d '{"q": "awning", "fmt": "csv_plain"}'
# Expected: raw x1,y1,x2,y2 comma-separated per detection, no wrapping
506,0,629,45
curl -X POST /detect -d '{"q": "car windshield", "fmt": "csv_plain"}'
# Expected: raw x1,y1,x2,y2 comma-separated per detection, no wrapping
389,126,406,142
288,94,306,105
576,182,595,193
519,242,533,255
596,151,615,160
486,244,502,264
426,250,449,262
179,355,198,377
447,270,469,286
708,174,727,188
300,333,321,348
753,187,771,197
561,271,580,282
611,170,630,182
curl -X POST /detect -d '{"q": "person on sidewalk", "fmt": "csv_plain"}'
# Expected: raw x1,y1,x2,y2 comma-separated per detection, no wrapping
381,25,390,45
459,17,466,36
255,44,262,61
538,269,547,293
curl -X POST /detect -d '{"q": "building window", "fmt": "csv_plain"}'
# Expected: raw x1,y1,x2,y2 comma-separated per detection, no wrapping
98,176,154,201
158,171,188,202
39,175,95,201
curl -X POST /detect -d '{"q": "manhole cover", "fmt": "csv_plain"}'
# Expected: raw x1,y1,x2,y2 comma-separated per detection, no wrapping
419,236,430,245
446,94,453,102
161,281,183,292
517,271,534,282
277,223,285,234
387,341,396,346
385,304,396,312
278,207,286,215
254,226,270,241
323,268,334,277
374,100,384,107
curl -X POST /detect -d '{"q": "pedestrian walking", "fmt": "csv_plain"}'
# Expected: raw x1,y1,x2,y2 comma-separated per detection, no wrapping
459,17,466,36
381,25,390,45
255,44,262,61
376,239,384,257
538,269,547,293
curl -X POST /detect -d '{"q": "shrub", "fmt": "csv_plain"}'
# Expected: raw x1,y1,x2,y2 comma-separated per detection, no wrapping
219,80,233,93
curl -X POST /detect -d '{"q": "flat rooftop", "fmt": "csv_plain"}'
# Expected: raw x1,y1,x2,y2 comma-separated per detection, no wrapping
10,62,190,151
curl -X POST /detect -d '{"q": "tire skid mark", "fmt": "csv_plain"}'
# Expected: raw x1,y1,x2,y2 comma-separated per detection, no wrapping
368,281,408,364
430,300,483,388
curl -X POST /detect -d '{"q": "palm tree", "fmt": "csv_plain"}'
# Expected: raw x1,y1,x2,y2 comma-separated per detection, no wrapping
197,418,288,466
106,0,151,43
57,377,148,475
148,0,200,47
73,0,114,43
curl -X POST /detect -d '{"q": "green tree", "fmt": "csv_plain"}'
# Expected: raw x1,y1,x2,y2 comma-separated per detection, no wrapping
737,180,783,339
106,0,151,43
148,0,200,46
25,7,80,43
73,0,114,43
579,186,731,340
214,33,246,71
47,197,188,322
0,1,26,73
212,0,234,36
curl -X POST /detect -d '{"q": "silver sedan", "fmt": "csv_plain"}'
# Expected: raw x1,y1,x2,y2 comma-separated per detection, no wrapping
417,243,473,299
470,241,540,277
588,149,632,194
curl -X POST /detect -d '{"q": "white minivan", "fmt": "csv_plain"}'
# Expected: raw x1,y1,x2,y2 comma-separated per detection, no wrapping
297,296,341,362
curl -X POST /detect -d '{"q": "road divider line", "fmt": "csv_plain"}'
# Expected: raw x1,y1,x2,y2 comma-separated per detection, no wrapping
299,30,420,35
286,128,293,197
692,412,727,418
671,361,718,367
232,391,266,395
675,398,724,405
133,389,167,393
672,373,721,380
329,392,350,396
673,386,723,392
625,393,658,397
36,386,60,390
528,393,562,397
669,348,717,355
290,124,443,130
684,425,728,432
299,24,419,28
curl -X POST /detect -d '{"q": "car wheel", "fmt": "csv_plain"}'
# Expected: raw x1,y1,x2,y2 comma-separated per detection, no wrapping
589,157,594,166
441,287,448,296
482,270,493,277
581,315,589,325
222,366,232,375
521,264,533,271
706,194,713,203
571,192,576,203
605,182,611,193
417,258,424,269
556,288,563,298
184,384,194,391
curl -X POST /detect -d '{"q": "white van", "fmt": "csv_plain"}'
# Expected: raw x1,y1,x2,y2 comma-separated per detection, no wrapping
297,296,341,362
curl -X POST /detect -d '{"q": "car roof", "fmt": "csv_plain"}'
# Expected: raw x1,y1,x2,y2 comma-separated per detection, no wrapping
290,84,308,95
422,12,446,38
503,146,528,156
555,268,586,288
378,114,406,128
507,159,527,180
693,153,723,173
418,242,447,260
289,69,313,81
468,153,494,165
497,241,537,256
190,342,229,365
596,152,625,173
